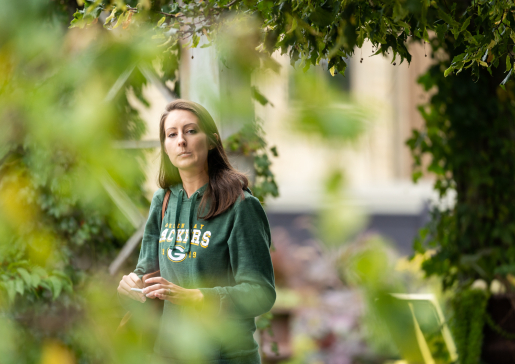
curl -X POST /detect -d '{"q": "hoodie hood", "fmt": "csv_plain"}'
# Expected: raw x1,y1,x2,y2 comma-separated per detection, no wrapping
169,183,251,197
169,182,208,198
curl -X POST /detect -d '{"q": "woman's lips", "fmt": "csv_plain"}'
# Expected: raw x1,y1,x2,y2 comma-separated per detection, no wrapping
178,152,191,157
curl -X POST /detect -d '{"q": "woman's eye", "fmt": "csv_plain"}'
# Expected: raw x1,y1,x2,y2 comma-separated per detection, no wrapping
168,133,177,138
186,129,197,134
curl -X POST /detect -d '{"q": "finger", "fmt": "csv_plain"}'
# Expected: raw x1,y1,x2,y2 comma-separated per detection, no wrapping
119,276,146,302
128,273,144,288
146,277,174,286
143,283,164,295
122,275,145,301
120,279,143,302
125,284,146,302
119,279,133,293
144,277,163,286
132,292,146,302
122,275,137,288
146,288,167,299
131,289,146,302
152,288,171,300
146,290,158,298
117,283,130,297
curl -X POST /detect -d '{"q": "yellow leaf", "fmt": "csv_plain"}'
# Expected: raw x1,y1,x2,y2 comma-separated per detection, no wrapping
158,37,173,47
157,16,166,27
113,11,128,29
40,341,74,364
329,66,336,76
104,7,116,25
479,60,488,67
423,27,430,43
122,11,133,29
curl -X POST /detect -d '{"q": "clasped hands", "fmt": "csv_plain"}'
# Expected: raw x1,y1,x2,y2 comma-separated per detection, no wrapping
118,273,204,309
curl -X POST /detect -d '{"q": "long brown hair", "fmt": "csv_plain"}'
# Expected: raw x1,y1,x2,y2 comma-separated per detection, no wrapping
158,99,249,220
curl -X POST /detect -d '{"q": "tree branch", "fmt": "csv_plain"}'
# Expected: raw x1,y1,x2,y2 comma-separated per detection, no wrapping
214,0,240,9
0,146,22,168
158,11,185,18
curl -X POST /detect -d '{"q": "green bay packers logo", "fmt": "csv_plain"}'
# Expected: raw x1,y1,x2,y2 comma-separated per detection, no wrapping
167,245,186,262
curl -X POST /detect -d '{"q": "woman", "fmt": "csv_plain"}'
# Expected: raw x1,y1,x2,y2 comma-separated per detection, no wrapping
117,99,276,363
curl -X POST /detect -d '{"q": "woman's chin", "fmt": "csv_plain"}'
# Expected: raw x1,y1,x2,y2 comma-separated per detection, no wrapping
176,162,201,172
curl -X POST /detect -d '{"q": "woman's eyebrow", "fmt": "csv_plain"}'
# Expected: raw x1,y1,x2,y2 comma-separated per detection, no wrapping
165,123,197,132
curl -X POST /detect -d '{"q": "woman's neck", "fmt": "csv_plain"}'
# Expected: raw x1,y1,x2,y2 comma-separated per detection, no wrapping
179,169,209,198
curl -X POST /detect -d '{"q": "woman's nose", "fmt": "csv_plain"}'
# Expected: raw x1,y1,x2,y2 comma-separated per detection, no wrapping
177,133,186,147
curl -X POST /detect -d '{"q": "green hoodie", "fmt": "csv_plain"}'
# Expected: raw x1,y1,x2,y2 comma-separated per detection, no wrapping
133,183,276,363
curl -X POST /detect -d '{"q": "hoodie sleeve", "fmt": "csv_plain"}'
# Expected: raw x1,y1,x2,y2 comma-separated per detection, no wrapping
133,189,164,279
118,190,164,311
198,195,276,318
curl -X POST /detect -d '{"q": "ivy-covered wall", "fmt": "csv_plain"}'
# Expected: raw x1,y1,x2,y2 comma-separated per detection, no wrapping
409,37,515,291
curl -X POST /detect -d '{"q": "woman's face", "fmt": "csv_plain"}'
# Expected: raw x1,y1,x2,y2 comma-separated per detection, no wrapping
163,109,211,172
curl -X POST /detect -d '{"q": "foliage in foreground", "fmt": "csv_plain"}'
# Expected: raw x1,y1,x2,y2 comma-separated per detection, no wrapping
0,1,160,361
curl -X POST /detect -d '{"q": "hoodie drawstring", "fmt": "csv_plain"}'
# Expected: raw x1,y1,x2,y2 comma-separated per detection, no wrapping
184,190,199,254
171,188,199,255
171,189,184,252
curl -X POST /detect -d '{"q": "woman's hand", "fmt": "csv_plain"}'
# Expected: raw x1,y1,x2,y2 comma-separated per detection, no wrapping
117,272,146,303
143,277,204,308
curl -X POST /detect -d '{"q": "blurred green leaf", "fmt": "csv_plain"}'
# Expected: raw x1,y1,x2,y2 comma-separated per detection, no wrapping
48,276,62,300
251,86,272,106
14,278,23,296
17,268,31,287
325,170,344,194
5,280,16,303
